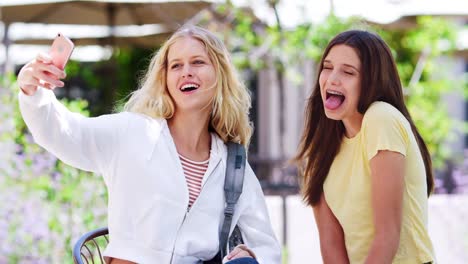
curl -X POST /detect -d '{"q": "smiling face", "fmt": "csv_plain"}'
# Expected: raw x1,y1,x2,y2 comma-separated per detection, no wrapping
319,44,362,125
166,36,217,114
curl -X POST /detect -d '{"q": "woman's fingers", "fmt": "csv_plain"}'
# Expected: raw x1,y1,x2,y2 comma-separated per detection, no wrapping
36,52,67,78
226,245,254,260
42,82,57,90
18,53,67,95
36,52,53,64
35,69,64,88
35,59,66,80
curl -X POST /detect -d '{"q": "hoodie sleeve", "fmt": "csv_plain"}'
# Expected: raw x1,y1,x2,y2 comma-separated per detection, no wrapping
236,163,282,264
18,87,129,180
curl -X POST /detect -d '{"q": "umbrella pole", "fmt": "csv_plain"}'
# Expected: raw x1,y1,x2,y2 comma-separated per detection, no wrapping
107,3,116,45
1,22,11,75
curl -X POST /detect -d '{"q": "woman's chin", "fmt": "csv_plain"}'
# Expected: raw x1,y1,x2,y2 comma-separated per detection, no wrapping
323,108,343,121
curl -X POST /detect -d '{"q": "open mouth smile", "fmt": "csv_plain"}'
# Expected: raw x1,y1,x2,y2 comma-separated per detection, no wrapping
179,83,200,93
325,89,346,110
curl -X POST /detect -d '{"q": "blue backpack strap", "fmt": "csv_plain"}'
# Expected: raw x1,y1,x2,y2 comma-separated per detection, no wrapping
219,142,246,259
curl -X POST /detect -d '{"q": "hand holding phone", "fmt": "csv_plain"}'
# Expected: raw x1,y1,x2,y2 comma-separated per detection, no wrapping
17,33,72,96
49,33,74,70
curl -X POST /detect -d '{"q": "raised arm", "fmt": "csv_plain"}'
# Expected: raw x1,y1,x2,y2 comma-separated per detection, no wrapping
17,52,127,176
313,193,349,264
365,150,404,264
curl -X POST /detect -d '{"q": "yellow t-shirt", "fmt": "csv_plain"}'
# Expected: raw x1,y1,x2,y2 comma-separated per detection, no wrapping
323,101,435,264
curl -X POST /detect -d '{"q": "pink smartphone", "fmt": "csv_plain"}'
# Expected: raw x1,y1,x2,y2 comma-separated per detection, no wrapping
49,33,74,70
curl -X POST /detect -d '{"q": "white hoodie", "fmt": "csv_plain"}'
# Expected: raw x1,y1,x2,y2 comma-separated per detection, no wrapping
19,87,281,264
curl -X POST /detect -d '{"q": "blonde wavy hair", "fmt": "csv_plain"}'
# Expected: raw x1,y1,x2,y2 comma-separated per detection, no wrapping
123,25,253,147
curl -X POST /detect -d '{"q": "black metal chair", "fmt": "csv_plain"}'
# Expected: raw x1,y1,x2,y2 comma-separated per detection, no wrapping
73,227,109,264
73,226,243,263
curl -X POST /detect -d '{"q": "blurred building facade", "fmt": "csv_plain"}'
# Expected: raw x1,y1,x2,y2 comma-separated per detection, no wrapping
245,5,468,195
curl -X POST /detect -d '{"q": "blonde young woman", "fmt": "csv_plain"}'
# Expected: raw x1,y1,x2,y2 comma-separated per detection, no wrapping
17,26,281,264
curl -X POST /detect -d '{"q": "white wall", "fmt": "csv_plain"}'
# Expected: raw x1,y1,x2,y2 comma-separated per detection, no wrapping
266,194,468,264
439,55,467,158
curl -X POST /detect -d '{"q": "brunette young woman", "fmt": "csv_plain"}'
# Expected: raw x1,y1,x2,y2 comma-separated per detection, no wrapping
294,30,435,264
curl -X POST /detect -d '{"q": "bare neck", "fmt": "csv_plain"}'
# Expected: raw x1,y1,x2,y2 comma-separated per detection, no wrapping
342,113,364,139
167,111,212,161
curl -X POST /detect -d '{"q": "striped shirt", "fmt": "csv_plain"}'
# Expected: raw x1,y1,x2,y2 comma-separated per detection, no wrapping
179,154,209,207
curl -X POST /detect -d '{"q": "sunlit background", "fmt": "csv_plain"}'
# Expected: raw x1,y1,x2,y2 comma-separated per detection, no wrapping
1,0,467,263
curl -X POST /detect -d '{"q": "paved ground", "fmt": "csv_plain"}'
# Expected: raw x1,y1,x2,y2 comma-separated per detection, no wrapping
265,194,468,264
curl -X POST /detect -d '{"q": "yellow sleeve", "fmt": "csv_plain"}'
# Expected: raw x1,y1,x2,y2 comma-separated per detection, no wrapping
361,103,410,161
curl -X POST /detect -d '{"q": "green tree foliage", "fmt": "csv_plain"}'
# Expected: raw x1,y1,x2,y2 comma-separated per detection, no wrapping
214,2,462,169
111,47,155,111
376,16,461,168
56,46,154,116
0,74,107,263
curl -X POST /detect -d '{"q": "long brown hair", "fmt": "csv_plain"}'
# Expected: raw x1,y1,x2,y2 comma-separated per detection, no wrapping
294,30,434,206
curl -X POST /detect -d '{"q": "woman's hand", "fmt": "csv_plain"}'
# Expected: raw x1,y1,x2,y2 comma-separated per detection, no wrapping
223,244,256,262
17,52,66,96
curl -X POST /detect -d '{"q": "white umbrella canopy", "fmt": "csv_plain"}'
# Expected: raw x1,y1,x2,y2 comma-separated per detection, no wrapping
0,0,212,27
13,31,173,48
0,0,213,72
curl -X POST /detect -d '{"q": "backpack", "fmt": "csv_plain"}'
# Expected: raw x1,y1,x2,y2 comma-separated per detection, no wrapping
203,142,246,263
